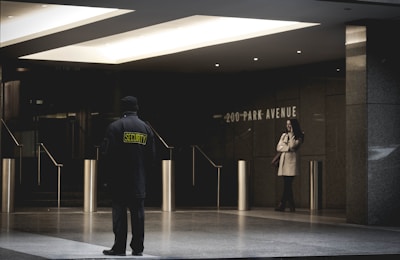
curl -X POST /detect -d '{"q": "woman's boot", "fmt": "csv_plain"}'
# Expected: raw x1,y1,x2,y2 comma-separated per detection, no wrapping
288,201,296,212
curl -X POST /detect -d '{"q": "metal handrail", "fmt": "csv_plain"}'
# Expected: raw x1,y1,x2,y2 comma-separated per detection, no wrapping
37,143,63,208
95,145,100,160
191,145,223,209
1,119,23,183
146,121,174,160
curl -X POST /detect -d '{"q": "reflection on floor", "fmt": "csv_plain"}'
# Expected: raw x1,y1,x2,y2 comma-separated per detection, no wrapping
1,207,400,259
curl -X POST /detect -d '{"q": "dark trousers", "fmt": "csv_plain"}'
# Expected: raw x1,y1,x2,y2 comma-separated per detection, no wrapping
111,198,145,253
280,176,295,208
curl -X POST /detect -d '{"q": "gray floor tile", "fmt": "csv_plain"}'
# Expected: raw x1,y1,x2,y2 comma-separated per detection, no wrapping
1,207,400,259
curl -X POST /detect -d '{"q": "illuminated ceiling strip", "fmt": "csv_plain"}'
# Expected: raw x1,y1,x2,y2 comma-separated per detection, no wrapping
0,1,133,47
20,15,319,64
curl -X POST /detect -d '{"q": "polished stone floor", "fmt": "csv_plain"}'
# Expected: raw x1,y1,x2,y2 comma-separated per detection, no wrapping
1,207,400,259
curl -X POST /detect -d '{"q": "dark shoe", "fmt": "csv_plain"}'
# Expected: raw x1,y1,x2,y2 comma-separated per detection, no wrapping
132,251,143,256
274,202,285,211
102,249,126,256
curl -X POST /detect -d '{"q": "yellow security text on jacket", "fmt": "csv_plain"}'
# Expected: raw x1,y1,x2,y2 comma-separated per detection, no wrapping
123,132,147,145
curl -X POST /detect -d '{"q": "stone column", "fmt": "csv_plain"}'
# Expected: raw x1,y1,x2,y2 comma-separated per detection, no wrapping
346,21,400,225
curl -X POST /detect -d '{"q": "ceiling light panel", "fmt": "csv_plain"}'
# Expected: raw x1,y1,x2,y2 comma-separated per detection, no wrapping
20,15,319,64
0,1,133,47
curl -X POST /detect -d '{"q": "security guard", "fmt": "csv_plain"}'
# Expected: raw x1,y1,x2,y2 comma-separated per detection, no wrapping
101,96,156,256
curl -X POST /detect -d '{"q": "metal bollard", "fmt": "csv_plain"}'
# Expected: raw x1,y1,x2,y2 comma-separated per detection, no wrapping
309,160,322,212
2,158,15,213
84,159,97,212
238,160,249,211
162,160,175,212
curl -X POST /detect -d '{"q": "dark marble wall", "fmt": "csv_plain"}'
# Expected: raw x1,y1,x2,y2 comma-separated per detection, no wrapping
248,77,345,209
346,21,400,225
345,25,368,224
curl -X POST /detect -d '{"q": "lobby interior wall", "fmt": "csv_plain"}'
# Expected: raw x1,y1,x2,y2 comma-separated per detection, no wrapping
1,60,345,209
118,65,346,209
229,74,346,209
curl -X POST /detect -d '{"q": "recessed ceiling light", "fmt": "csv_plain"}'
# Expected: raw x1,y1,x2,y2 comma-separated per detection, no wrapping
253,57,259,61
20,15,319,64
297,50,302,54
0,1,133,47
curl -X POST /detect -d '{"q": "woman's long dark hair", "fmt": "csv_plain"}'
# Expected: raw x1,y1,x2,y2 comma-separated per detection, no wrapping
289,118,304,142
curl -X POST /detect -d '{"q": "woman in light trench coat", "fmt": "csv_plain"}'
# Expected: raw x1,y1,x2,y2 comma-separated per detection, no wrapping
275,118,304,212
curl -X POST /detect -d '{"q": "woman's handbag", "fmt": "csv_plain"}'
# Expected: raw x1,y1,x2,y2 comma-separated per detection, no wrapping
271,152,281,168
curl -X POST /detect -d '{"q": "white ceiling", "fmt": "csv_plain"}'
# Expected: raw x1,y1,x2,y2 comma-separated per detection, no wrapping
1,0,400,73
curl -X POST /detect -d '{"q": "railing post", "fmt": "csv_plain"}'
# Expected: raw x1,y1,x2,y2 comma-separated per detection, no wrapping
84,159,97,212
192,145,222,209
37,143,63,208
57,165,61,208
2,158,15,213
162,160,175,212
95,145,100,161
18,145,22,184
192,146,195,186
238,160,249,211
1,119,23,184
310,160,322,213
217,166,221,209
37,143,41,185
146,122,176,210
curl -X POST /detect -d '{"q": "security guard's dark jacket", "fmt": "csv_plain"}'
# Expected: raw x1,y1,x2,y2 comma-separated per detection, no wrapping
101,111,155,201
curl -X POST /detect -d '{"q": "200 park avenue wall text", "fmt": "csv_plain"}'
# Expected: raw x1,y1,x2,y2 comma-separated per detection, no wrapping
224,106,297,123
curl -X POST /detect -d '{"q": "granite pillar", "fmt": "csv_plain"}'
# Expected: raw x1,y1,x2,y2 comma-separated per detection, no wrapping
346,21,400,225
